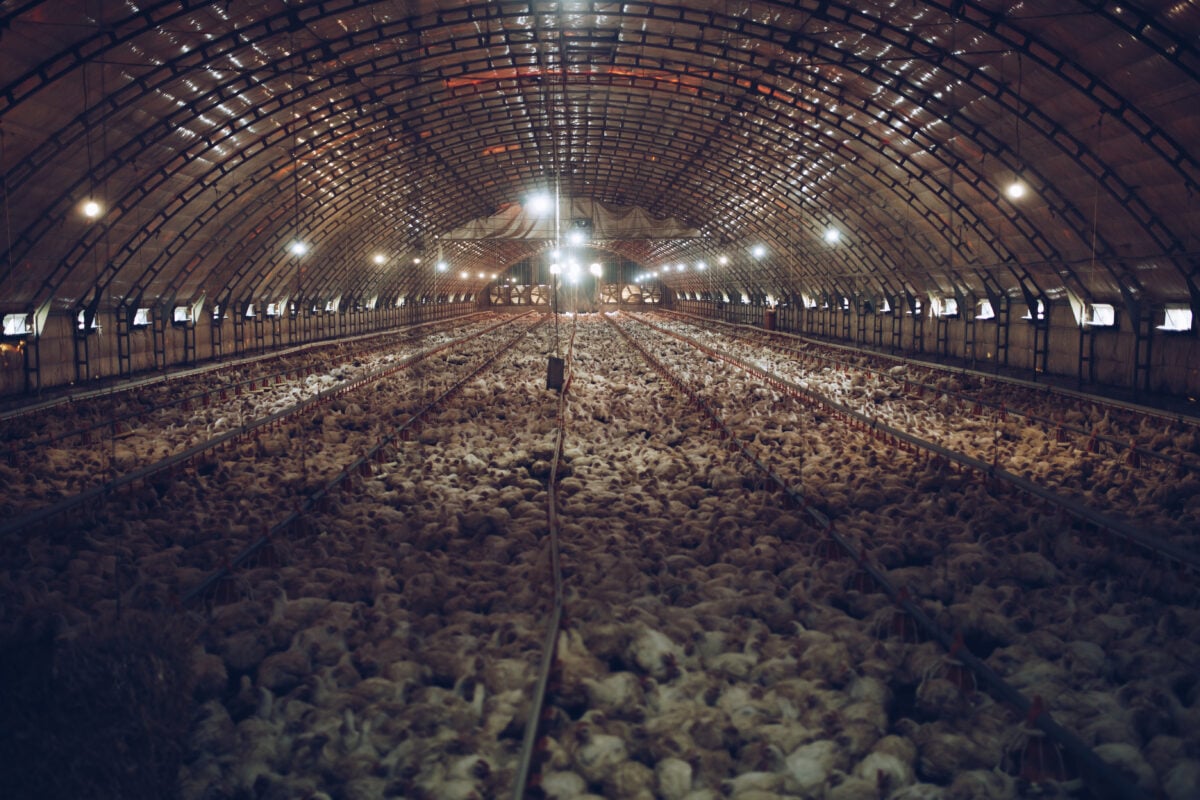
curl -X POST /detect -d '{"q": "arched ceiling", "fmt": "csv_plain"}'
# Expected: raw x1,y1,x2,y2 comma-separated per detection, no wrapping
1,1,1198,315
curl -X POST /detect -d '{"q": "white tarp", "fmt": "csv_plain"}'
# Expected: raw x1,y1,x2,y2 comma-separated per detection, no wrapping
442,199,700,240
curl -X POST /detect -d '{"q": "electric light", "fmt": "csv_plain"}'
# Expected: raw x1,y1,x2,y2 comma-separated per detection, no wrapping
82,199,102,219
527,193,553,215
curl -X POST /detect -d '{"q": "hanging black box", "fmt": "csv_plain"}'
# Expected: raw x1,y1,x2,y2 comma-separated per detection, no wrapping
546,355,564,391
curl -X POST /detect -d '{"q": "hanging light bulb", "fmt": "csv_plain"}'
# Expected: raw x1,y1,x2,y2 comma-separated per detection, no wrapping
289,240,308,256
824,227,841,244
82,199,102,219
527,192,554,215
1005,179,1027,200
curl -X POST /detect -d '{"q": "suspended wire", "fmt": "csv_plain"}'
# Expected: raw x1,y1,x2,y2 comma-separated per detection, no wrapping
1088,113,1103,302
1,124,12,291
551,6,566,358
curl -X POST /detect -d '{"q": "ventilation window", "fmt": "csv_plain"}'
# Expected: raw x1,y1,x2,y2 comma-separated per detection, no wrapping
1084,303,1116,328
937,298,959,318
1159,305,1193,332
244,303,255,318
76,311,99,331
841,297,850,311
211,304,222,320
1022,299,1046,321
173,306,192,324
3,313,31,336
324,300,336,313
132,308,151,327
265,302,278,317
880,298,892,314
977,300,995,320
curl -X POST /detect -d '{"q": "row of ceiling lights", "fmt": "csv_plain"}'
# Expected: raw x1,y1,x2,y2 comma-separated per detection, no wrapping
76,178,1031,275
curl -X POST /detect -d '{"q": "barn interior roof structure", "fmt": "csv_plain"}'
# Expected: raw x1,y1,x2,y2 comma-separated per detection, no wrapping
1,1,1197,326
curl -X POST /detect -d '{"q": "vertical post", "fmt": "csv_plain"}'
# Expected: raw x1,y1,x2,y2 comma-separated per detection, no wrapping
23,334,41,394
994,295,1010,369
210,306,224,358
152,306,167,369
181,309,196,365
935,314,949,359
962,299,976,369
1077,319,1095,388
1132,304,1154,395
1032,303,1050,380
72,311,91,383
891,296,903,354
116,304,133,377
232,305,246,355
253,308,265,352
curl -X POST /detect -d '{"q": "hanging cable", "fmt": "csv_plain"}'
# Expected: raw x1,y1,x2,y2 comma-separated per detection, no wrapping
1088,113,1103,309
550,8,566,359
1,123,12,291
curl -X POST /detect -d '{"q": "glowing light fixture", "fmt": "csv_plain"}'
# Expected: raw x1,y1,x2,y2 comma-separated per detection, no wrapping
372,253,386,265
696,261,707,271
718,255,729,266
1005,180,1027,200
527,192,554,215
82,199,102,219
676,263,685,272
459,271,468,279
289,240,309,256
549,263,561,275
478,272,486,279
589,262,602,277
414,256,423,265
824,228,840,244
567,228,586,245
751,245,766,259
436,260,448,272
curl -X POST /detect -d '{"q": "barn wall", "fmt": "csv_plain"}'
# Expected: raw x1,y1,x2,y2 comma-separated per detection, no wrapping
676,299,1200,401
0,303,477,399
